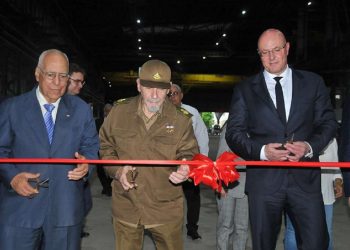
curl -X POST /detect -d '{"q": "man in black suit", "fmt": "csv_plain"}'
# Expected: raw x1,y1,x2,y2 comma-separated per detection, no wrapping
226,28,337,250
339,97,350,207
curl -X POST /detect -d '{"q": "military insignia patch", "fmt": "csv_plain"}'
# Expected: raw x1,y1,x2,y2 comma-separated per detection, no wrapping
114,98,129,105
165,123,175,134
153,72,161,80
177,107,192,118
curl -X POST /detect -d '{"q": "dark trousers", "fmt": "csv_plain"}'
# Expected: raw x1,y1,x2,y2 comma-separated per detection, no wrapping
182,181,200,232
248,173,329,250
96,165,112,194
0,220,82,250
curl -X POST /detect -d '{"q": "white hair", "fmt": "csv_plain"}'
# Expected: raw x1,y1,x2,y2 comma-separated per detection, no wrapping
37,49,69,68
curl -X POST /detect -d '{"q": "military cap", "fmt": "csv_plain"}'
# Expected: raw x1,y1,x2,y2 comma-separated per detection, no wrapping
139,59,171,89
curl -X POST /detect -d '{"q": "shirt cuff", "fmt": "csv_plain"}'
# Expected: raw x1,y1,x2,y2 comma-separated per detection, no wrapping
260,145,268,160
304,141,313,158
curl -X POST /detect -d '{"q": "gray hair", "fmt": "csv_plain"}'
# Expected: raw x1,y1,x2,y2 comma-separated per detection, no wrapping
37,49,69,68
171,83,182,93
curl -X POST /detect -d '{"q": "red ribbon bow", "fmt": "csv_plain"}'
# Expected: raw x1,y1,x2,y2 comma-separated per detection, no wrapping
188,152,240,192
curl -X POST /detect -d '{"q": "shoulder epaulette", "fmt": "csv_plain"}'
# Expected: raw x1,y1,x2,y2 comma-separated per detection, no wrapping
177,107,192,118
113,98,130,106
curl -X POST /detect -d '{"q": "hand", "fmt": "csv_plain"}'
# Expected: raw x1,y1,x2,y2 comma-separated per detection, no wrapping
265,143,290,161
334,178,344,199
115,165,137,191
218,188,227,198
284,141,310,162
10,172,40,197
68,152,89,180
169,159,189,184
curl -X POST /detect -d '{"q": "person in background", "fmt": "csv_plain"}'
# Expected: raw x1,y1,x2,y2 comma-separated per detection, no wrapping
95,103,113,196
99,59,198,250
216,123,249,250
225,28,337,250
67,63,86,95
339,96,350,207
67,63,91,238
0,49,99,250
284,138,343,250
168,83,209,240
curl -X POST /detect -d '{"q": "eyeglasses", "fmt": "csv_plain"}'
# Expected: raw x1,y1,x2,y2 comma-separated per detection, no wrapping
257,44,286,57
69,77,86,86
167,91,179,97
38,67,69,82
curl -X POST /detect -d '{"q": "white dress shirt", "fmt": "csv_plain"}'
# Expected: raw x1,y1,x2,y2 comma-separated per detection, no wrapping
320,139,342,205
181,103,209,156
36,87,61,122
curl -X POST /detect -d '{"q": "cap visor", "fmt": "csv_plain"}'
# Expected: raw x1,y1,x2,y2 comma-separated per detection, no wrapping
140,79,170,89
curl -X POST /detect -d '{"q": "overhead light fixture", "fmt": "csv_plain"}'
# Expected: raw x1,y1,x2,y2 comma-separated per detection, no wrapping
148,54,152,58
215,42,219,46
136,19,141,24
202,56,206,60
241,10,247,15
138,38,142,42
307,1,312,6
177,60,181,64
138,47,142,50
222,33,226,37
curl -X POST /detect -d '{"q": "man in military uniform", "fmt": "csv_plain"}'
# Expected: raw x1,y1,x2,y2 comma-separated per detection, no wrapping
99,59,199,250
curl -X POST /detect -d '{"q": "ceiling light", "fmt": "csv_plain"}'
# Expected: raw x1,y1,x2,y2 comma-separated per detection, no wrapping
138,47,142,50
216,42,219,46
138,38,142,42
241,10,247,15
136,19,141,24
307,1,312,6
177,60,181,64
148,55,152,58
222,33,226,37
202,56,206,60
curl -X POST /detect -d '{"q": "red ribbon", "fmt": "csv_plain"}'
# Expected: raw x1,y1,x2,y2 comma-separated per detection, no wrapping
188,152,240,192
2,152,350,191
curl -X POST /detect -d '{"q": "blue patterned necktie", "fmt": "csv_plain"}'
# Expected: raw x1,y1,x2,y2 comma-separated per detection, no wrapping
44,104,55,144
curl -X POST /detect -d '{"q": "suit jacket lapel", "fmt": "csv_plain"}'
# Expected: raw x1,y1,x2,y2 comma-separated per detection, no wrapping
24,89,50,148
252,73,279,116
288,70,303,125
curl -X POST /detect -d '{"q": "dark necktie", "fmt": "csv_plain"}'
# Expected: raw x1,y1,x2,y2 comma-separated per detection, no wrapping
44,104,55,144
274,76,286,124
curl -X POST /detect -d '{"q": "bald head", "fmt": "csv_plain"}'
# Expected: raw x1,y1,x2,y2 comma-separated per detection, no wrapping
257,28,290,75
258,29,286,48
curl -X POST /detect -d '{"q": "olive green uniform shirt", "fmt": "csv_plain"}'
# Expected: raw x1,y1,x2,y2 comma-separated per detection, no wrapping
99,96,199,225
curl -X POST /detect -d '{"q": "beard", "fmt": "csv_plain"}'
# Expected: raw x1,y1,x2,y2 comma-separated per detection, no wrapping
145,98,161,113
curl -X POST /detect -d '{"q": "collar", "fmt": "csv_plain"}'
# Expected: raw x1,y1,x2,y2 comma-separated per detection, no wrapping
36,86,61,108
263,65,291,84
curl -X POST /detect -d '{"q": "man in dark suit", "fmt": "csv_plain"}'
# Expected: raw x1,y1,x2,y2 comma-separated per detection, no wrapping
0,49,99,250
226,28,337,250
339,97,350,207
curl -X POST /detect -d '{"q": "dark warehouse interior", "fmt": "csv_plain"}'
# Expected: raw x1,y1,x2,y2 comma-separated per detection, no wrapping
1,0,350,113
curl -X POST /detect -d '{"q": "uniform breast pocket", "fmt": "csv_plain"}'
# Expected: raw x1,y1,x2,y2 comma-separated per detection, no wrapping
110,129,137,150
153,135,179,159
